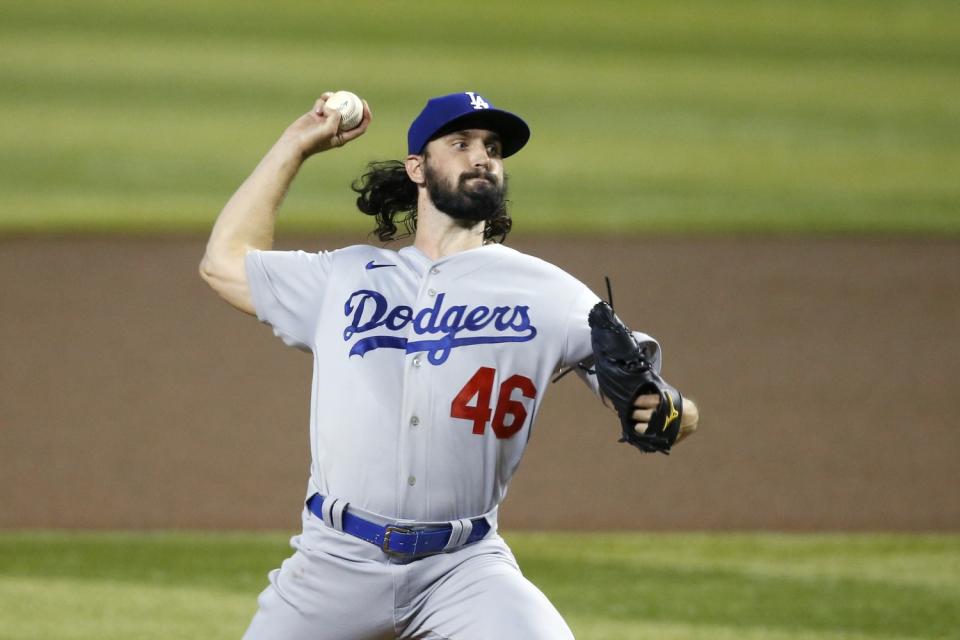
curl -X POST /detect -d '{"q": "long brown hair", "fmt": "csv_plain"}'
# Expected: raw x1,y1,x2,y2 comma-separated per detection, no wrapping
351,160,512,243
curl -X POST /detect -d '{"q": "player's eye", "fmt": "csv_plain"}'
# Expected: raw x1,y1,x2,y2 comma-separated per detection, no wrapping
486,143,502,157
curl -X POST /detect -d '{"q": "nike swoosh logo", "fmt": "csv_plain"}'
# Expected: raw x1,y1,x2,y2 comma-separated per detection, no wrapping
365,260,397,270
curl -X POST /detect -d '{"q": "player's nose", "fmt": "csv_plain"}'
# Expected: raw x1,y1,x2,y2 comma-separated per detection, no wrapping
469,142,491,167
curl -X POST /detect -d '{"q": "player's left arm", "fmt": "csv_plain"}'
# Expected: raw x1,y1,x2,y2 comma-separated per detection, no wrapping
632,394,699,445
562,282,700,447
570,352,700,446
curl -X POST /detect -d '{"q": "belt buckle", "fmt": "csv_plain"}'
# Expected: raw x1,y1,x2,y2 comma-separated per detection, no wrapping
382,525,414,555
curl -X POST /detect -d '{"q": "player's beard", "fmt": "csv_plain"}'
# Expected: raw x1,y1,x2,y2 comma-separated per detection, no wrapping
423,162,509,223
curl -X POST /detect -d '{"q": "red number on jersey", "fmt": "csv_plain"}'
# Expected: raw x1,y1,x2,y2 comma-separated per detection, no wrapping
450,368,537,439
450,366,496,435
491,375,537,439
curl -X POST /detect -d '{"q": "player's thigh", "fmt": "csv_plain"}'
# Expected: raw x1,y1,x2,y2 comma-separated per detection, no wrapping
402,543,574,640
243,531,396,640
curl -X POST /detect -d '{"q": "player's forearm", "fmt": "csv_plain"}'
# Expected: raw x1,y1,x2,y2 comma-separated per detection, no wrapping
200,136,307,312
205,136,305,259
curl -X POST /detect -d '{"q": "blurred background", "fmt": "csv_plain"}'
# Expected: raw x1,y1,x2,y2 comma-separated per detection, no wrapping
2,0,957,235
2,0,958,531
2,2,959,638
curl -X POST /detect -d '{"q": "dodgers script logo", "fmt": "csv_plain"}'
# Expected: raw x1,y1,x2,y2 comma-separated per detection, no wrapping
342,290,537,365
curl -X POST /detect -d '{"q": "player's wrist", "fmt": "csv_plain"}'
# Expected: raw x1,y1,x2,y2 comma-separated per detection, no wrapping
273,132,314,163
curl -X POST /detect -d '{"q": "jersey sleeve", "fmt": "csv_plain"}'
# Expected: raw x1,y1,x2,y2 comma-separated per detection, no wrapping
559,284,601,369
244,249,334,351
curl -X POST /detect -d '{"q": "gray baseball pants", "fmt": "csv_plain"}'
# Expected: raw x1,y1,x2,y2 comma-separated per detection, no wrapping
242,510,575,639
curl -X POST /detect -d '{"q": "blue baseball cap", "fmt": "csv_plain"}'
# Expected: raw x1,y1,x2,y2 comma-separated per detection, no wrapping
407,91,530,158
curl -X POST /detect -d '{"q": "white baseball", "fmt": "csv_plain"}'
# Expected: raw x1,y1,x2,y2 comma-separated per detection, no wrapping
326,91,364,131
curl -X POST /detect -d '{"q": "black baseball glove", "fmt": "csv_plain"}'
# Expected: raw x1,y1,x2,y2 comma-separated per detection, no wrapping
588,300,683,454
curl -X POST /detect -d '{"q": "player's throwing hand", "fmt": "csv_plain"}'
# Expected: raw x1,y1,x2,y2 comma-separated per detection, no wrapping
281,92,373,158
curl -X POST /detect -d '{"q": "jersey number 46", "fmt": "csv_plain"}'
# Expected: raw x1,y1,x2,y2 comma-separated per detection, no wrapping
450,367,537,439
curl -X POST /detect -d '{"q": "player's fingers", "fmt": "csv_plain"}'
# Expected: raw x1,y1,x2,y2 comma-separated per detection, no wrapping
304,108,341,144
312,93,343,122
633,394,661,409
325,107,343,129
312,96,328,115
632,408,654,422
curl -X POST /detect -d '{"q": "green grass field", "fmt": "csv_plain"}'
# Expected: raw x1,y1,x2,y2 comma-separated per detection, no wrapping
1,0,958,235
1,532,958,639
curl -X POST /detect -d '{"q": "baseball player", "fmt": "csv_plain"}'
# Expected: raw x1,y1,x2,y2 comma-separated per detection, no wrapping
200,90,699,639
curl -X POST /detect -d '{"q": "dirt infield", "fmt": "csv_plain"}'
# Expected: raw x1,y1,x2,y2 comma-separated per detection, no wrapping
2,235,958,531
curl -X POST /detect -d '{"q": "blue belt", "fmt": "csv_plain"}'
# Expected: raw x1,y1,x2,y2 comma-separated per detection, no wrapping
306,493,491,557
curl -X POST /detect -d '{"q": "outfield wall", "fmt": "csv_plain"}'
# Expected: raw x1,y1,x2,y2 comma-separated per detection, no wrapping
2,235,958,531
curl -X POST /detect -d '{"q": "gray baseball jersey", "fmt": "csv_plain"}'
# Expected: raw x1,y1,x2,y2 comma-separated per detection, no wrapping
245,242,660,524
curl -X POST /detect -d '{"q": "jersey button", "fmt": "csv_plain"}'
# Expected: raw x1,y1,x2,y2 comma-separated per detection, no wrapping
409,416,420,427
412,357,421,368
407,476,417,486
430,267,440,275
427,288,437,297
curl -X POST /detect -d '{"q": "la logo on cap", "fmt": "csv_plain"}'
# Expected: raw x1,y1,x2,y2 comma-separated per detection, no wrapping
465,91,490,110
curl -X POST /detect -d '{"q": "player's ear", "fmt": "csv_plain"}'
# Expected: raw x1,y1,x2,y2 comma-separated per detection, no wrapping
405,155,425,186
